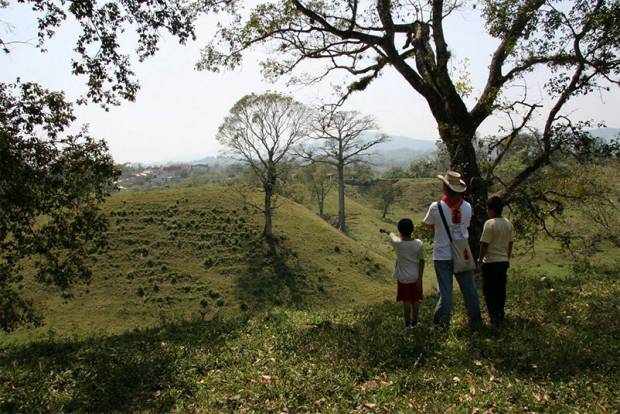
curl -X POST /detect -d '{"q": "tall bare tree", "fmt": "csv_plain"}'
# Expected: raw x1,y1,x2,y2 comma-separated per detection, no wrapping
300,110,387,231
217,92,308,240
198,0,620,255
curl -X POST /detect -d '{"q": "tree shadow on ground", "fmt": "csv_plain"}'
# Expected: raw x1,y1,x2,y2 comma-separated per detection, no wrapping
283,269,619,384
0,317,244,413
2,266,617,412
460,269,620,381
232,237,317,314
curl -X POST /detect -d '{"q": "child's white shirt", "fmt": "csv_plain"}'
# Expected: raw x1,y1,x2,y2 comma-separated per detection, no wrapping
387,232,425,283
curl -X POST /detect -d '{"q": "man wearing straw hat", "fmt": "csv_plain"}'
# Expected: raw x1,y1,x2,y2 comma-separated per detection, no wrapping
423,171,482,327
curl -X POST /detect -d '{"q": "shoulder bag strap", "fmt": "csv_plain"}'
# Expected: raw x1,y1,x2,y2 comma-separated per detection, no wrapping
436,200,454,244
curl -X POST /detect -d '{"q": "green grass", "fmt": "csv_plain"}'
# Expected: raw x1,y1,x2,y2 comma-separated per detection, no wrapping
1,178,619,412
1,261,617,412
295,178,442,284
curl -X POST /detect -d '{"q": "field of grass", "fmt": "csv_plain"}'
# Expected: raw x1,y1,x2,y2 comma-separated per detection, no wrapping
293,178,441,280
1,178,619,412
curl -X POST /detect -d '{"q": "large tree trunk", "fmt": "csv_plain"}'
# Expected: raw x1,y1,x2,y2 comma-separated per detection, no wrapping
263,186,273,240
263,168,276,241
439,124,488,260
337,162,346,231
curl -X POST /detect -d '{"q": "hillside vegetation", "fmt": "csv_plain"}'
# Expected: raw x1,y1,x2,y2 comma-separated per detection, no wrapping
1,186,395,344
1,262,618,412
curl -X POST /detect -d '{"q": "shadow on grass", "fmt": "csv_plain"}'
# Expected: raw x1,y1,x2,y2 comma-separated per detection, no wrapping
232,238,316,314
279,269,619,383
459,269,620,381
2,267,617,412
0,318,244,413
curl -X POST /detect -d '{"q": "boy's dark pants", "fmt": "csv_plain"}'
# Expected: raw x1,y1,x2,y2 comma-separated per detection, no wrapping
482,262,509,323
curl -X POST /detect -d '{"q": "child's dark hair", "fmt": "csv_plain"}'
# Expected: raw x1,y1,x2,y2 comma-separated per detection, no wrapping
397,218,414,237
487,196,504,216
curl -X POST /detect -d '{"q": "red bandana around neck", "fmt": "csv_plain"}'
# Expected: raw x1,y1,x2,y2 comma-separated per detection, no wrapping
441,195,463,224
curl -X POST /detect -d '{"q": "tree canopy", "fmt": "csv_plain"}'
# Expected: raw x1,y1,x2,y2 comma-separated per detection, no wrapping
0,0,220,331
217,92,308,239
199,0,620,252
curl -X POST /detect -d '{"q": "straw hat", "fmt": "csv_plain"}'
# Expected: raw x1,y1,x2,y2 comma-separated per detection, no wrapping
437,171,467,193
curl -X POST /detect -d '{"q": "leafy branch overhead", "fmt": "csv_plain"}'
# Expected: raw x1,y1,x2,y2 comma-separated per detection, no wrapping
1,0,231,107
0,82,119,331
0,0,231,331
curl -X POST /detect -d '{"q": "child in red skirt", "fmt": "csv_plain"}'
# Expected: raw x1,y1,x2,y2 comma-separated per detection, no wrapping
380,218,426,329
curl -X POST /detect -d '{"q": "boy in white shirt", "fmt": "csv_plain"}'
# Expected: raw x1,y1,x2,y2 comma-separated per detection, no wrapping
380,218,425,329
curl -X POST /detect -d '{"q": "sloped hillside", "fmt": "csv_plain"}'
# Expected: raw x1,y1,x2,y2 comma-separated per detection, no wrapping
3,186,394,343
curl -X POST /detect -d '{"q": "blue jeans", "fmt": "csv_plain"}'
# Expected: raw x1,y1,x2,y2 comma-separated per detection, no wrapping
433,260,482,326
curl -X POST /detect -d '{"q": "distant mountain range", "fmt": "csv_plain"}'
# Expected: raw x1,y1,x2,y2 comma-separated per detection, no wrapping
590,127,620,142
191,133,437,168
187,127,617,168
359,132,437,169
191,155,236,166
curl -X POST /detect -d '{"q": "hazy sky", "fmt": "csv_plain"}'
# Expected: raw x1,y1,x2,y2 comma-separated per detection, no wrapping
2,2,619,164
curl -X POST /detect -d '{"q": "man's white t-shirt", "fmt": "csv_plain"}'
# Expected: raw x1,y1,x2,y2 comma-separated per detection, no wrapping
423,200,472,260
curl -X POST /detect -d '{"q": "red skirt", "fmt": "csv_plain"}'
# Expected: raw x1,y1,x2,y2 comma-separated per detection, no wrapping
396,278,423,303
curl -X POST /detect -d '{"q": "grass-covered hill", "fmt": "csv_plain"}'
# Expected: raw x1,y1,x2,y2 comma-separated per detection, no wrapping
2,186,397,344
290,178,441,262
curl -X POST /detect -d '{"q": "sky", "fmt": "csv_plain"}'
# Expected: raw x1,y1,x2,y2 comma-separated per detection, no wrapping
2,2,619,164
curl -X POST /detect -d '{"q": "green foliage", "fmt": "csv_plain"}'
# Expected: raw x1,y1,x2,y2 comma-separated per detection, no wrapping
0,0,229,332
0,82,119,332
303,163,336,216
1,0,206,106
409,156,438,178
509,161,620,263
370,180,404,219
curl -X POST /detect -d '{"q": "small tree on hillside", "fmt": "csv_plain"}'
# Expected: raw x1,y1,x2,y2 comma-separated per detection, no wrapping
217,93,308,240
409,157,438,178
304,163,335,217
371,179,404,219
300,109,387,231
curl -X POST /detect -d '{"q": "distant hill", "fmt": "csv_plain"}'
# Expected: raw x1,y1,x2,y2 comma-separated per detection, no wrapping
372,134,437,153
191,155,236,166
589,127,620,142
358,132,437,169
189,134,437,169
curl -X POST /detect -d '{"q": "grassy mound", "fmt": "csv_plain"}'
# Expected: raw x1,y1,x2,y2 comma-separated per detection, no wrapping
2,186,395,343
